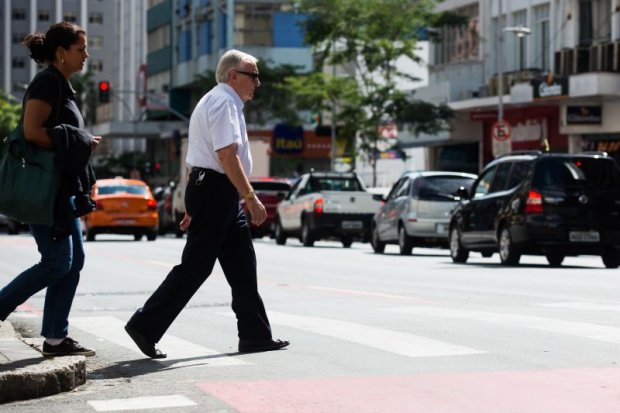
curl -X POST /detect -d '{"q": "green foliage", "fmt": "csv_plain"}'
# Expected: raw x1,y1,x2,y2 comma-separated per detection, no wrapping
292,0,455,183
0,93,22,149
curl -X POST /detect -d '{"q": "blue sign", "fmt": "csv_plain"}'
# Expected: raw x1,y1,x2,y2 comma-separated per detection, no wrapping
273,124,304,154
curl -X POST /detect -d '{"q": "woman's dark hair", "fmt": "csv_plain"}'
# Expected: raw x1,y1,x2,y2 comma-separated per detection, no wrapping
22,22,85,64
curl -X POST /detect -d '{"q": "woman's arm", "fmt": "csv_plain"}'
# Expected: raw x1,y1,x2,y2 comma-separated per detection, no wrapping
22,99,54,149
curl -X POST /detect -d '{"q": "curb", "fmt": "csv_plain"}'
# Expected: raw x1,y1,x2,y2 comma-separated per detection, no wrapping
0,321,87,404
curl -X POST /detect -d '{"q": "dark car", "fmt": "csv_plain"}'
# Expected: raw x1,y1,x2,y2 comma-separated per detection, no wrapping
371,171,477,255
241,177,291,238
153,181,176,235
449,151,620,268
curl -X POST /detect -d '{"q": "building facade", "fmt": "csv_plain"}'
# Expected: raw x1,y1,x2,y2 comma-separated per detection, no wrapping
404,0,620,172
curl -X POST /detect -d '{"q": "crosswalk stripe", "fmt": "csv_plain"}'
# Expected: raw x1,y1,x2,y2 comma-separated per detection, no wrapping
385,307,620,345
88,395,196,411
70,316,249,368
535,302,620,312
221,311,485,358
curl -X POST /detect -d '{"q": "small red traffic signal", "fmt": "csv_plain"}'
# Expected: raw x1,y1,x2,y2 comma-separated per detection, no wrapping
98,81,110,103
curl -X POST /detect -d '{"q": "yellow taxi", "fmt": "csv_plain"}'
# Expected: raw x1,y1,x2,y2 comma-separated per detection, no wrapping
82,178,159,241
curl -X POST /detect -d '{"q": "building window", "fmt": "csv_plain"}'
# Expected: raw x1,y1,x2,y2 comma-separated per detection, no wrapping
12,33,27,44
578,0,611,46
148,26,170,53
12,9,26,20
534,4,550,72
89,12,103,24
234,3,279,47
90,36,103,49
511,10,527,71
432,4,479,66
63,11,77,22
39,10,50,21
89,60,103,72
12,57,26,68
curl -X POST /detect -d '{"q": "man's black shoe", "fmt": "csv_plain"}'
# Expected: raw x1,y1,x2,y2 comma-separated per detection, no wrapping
124,323,167,359
238,338,290,353
42,337,96,357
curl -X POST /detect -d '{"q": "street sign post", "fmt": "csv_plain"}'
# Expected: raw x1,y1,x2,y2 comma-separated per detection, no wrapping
491,120,512,157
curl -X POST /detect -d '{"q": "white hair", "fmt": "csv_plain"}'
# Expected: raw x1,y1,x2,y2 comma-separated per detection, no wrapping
215,49,259,83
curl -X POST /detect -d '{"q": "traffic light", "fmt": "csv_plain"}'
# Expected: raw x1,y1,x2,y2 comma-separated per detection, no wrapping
98,81,110,103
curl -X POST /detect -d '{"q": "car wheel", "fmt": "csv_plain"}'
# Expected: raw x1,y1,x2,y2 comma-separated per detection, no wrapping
370,225,385,254
146,232,157,241
134,234,143,241
301,219,314,247
546,254,564,267
85,225,96,242
7,219,20,235
341,236,353,248
449,226,469,263
274,219,287,246
398,225,413,255
601,250,620,269
481,251,494,258
499,226,521,266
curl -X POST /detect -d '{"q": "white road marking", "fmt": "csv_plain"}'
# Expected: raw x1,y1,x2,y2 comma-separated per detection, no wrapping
305,286,413,300
221,311,485,358
386,307,620,345
535,302,620,312
70,316,248,368
88,395,196,411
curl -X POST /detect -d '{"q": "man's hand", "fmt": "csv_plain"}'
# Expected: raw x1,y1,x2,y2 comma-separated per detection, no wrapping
246,197,267,226
179,212,192,232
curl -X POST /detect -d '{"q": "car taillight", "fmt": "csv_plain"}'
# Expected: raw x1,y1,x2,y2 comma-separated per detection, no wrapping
524,190,543,214
313,198,324,214
147,199,158,210
95,200,104,210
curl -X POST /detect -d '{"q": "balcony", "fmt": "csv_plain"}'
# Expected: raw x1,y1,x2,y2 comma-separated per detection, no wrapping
554,41,620,76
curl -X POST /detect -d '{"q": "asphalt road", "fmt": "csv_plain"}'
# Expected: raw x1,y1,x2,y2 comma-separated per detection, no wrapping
1,232,619,412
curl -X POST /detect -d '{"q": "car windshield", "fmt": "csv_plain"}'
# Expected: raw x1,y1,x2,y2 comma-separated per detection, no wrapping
535,158,620,190
309,177,363,192
416,176,476,201
98,185,148,195
252,182,291,192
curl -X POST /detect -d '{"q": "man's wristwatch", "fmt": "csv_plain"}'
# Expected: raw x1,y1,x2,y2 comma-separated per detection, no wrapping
244,190,256,201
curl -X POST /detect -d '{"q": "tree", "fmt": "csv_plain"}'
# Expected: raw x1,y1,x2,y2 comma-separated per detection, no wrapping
292,0,460,185
0,93,21,152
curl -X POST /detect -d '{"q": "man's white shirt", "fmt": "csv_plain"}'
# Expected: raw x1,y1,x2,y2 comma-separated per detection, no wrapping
186,83,253,176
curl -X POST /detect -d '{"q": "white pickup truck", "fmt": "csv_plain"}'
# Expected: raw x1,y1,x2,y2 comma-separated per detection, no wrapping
274,172,381,247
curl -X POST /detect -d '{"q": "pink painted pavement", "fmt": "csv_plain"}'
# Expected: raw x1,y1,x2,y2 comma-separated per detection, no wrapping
197,367,620,413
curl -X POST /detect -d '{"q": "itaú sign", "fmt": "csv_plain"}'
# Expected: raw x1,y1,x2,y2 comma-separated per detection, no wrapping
272,123,304,154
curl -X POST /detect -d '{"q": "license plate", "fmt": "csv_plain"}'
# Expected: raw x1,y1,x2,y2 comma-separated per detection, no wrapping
115,219,135,225
436,223,447,234
342,221,363,230
569,231,600,242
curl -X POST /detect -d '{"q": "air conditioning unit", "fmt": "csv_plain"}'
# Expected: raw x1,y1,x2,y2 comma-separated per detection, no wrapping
554,49,574,76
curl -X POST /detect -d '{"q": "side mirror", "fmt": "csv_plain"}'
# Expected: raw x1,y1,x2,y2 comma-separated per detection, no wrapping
455,186,469,200
372,193,385,202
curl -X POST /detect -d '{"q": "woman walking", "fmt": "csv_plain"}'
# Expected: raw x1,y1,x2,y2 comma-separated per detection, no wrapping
0,22,101,356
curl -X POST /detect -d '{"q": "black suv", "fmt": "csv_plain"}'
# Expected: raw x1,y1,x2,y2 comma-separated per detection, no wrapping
449,151,620,268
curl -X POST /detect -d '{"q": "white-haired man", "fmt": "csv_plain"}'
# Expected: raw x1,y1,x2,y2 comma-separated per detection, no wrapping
125,49,289,358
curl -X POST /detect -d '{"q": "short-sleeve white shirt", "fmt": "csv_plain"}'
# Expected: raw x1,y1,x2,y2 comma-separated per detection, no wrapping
186,83,252,175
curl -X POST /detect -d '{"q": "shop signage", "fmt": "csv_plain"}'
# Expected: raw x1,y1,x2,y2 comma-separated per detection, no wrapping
531,75,568,99
272,123,304,154
567,105,602,125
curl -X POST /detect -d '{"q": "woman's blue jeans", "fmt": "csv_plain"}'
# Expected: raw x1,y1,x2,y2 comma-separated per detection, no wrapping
0,217,84,339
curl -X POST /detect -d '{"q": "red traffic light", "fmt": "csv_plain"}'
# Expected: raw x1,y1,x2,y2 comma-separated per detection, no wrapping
98,81,110,91
98,81,110,103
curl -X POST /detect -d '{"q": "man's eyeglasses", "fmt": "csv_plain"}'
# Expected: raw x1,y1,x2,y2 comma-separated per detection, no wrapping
235,70,260,81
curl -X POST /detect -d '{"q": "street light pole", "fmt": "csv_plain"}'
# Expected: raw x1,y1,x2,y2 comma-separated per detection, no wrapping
497,0,504,123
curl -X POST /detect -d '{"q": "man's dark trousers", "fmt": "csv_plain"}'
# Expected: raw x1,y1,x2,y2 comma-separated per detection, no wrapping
127,168,272,344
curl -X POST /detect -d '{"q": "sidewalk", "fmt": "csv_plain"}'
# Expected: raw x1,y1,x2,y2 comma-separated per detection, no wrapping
0,320,86,404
